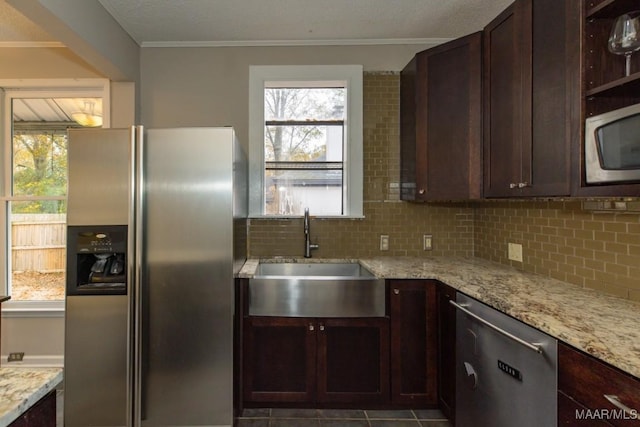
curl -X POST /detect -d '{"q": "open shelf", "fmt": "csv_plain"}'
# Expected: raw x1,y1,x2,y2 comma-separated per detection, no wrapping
586,0,640,20
585,71,640,97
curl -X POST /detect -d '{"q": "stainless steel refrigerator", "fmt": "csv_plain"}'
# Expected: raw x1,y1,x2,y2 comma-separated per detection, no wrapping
64,127,247,427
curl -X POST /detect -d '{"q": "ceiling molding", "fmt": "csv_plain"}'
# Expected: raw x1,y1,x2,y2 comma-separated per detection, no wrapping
140,37,452,48
0,41,65,48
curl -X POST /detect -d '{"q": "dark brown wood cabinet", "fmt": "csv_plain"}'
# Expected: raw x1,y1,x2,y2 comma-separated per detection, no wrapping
243,316,316,403
573,0,640,197
318,318,390,404
436,282,456,422
243,315,389,406
483,0,579,197
389,280,438,406
558,342,640,426
400,32,482,201
9,391,57,427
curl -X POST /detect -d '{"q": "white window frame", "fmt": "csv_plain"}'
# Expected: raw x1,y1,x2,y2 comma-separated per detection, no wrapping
248,65,364,218
0,78,109,313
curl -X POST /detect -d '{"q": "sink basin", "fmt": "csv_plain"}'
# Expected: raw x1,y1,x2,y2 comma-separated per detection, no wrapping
249,262,385,317
254,262,376,278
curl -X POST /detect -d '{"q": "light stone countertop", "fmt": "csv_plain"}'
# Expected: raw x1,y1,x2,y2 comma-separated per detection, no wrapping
238,256,640,380
0,367,62,426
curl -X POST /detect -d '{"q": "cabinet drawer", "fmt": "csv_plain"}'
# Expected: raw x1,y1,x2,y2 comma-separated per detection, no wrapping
558,343,640,425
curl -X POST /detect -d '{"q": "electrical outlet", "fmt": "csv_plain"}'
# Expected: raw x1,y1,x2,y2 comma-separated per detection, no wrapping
380,235,389,251
423,234,433,251
7,352,24,362
508,243,523,262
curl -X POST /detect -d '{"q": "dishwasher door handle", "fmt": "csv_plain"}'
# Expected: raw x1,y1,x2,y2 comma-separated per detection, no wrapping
464,362,478,389
450,300,544,354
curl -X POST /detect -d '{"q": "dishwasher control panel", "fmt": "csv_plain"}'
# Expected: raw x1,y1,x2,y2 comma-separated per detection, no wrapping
497,359,522,381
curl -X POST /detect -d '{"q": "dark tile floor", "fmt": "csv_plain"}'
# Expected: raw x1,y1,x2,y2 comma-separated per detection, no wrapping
59,391,451,427
236,408,452,427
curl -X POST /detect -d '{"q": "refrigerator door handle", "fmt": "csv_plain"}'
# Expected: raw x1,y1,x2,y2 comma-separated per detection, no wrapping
133,125,146,426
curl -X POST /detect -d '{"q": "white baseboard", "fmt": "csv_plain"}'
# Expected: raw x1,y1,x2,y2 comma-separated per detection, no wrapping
0,354,63,368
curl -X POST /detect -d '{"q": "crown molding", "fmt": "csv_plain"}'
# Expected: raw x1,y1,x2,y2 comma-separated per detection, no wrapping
141,37,451,48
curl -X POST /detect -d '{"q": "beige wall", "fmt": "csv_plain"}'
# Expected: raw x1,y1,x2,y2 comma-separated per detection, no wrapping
0,47,102,79
139,44,436,148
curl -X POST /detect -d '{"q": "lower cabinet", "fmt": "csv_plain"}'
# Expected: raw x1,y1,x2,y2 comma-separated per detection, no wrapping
243,316,389,405
9,391,57,427
436,282,456,422
558,342,640,426
389,280,438,406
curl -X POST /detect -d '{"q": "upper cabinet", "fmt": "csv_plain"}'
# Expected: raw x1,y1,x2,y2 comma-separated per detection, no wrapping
400,0,640,200
483,0,580,197
400,32,482,201
574,0,640,196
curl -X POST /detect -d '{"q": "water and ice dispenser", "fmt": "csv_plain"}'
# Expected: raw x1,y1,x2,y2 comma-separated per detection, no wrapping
66,225,127,296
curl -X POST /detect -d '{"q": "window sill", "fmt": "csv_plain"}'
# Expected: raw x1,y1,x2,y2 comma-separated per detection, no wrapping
1,300,64,318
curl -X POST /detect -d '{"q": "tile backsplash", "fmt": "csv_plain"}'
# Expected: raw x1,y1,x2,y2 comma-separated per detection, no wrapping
248,72,640,302
474,200,640,302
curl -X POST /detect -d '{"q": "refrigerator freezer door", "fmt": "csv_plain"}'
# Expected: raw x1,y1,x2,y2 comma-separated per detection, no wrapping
138,128,234,426
67,128,132,226
64,295,129,426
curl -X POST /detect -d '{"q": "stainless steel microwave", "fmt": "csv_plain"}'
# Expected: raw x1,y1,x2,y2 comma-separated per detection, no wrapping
585,103,640,184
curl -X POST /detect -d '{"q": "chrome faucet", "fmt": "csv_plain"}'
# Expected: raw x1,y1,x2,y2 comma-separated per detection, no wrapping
303,208,319,258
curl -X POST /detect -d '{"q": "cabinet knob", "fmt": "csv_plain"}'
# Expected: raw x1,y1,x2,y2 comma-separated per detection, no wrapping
309,324,314,331
509,183,518,189
393,288,400,295
518,182,530,188
319,325,325,331
418,188,425,195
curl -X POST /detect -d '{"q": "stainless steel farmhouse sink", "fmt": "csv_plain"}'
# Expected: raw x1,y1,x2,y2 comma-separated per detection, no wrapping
249,262,385,317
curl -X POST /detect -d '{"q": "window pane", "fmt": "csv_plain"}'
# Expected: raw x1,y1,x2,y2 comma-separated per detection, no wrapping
265,124,343,162
10,202,66,301
12,130,69,197
265,169,343,216
265,88,345,121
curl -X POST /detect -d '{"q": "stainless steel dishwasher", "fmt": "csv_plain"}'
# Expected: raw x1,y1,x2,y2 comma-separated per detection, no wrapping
453,293,558,427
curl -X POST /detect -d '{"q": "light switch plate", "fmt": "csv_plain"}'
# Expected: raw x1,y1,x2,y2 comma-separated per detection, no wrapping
508,243,523,262
423,234,433,251
380,235,389,251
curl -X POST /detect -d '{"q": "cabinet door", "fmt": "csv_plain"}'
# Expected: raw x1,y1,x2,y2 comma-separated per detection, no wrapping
400,56,418,201
9,391,57,427
400,33,482,201
524,0,575,197
483,1,528,197
389,280,438,405
558,342,640,426
436,283,456,422
317,318,390,404
243,317,316,403
484,0,576,197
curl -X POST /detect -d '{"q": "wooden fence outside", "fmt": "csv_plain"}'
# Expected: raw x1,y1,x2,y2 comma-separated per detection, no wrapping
11,214,66,273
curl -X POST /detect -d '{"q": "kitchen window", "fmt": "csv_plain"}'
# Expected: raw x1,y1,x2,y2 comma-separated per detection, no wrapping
0,80,108,307
249,65,363,217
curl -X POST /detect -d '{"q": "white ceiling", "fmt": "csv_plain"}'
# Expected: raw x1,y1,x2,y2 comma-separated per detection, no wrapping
1,0,512,46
